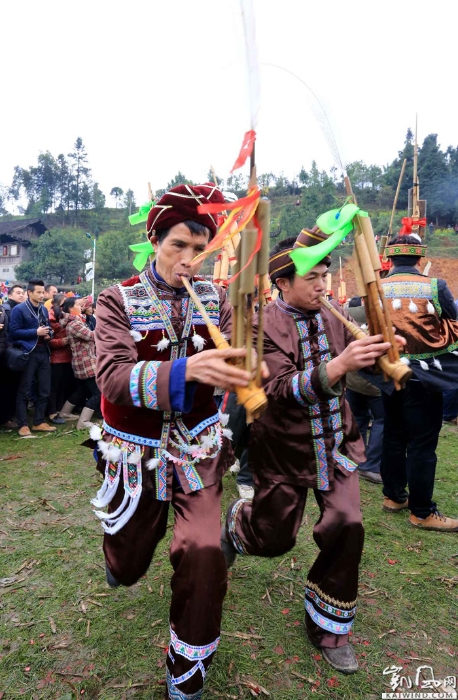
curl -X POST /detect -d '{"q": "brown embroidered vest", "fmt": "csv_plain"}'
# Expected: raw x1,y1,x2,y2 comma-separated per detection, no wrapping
381,273,458,359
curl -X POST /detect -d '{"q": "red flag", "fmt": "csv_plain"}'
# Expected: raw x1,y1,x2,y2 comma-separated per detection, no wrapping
230,130,256,172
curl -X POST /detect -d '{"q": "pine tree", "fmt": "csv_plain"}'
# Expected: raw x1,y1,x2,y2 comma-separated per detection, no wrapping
68,137,91,225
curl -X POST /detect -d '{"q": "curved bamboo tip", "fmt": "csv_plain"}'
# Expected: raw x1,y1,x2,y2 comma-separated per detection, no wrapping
377,356,412,388
236,382,268,420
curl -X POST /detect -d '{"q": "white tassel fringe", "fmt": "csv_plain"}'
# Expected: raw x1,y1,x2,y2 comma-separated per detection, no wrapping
127,451,142,464
409,299,418,313
107,445,122,462
392,299,402,310
192,333,206,352
97,440,110,458
156,337,170,352
419,360,429,370
90,425,102,441
219,411,230,427
400,357,411,365
222,428,233,440
433,358,443,370
427,301,435,314
146,458,160,471
200,434,214,451
129,330,143,342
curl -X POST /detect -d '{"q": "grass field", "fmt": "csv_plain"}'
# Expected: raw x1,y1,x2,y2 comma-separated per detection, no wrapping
0,424,457,699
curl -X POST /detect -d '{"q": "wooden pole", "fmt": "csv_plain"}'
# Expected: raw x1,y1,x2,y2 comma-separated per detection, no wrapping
219,249,230,286
388,158,407,238
412,115,420,226
255,199,271,384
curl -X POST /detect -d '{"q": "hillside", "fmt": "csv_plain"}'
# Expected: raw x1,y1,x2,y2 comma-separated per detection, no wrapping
3,199,458,297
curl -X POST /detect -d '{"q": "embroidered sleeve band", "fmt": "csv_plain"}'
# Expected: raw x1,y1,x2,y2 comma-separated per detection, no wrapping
140,360,162,409
129,360,163,410
130,361,145,407
292,368,319,406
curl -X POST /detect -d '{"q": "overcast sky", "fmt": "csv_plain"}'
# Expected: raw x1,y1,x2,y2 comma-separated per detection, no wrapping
1,0,456,206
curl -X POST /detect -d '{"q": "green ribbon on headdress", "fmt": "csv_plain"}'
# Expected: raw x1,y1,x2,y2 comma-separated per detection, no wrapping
290,203,367,276
129,241,155,271
128,201,155,226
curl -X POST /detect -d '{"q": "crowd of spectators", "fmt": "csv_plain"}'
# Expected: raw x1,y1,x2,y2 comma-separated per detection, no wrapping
0,280,99,436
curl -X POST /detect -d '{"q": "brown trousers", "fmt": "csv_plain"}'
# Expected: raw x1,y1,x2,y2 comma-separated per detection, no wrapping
227,468,364,648
104,479,227,699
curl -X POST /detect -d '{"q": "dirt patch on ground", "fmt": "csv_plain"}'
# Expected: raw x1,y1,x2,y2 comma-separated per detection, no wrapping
330,257,458,301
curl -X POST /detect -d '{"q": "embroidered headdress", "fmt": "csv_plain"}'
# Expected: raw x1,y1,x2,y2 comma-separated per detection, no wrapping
385,233,427,258
146,183,226,240
268,226,331,282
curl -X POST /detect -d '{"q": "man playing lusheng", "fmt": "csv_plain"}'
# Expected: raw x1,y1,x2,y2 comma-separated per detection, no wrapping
92,183,264,700
222,229,401,674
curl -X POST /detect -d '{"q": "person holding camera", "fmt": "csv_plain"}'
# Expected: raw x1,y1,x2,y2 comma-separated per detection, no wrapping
8,279,56,437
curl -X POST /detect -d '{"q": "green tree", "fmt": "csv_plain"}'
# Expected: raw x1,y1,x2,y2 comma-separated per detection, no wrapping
68,137,91,224
206,170,223,187
55,154,71,222
0,184,9,215
166,171,193,191
110,187,124,208
91,182,106,210
383,128,414,210
95,229,141,279
123,189,136,214
298,166,309,186
225,173,248,197
8,152,59,215
15,229,87,283
418,134,449,222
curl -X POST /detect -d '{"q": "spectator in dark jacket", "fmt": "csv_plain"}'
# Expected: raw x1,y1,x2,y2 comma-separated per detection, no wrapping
8,279,56,437
0,305,7,359
3,284,26,320
0,286,26,429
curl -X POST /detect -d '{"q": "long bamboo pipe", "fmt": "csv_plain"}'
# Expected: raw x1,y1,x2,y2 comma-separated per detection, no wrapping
181,276,267,419
388,158,407,238
319,296,412,386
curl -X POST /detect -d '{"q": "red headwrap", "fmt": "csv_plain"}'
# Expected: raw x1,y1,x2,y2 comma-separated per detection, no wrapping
146,183,225,240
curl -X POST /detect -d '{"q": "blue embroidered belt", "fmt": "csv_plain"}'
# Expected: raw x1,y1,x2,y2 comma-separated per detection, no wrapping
102,414,220,449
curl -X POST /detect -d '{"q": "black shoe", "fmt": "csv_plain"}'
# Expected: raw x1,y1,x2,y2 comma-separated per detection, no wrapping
105,563,120,588
49,415,66,425
221,524,237,568
358,470,383,484
321,645,359,674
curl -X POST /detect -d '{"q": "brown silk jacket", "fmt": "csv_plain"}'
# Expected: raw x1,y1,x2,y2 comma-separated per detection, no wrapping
249,299,365,491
